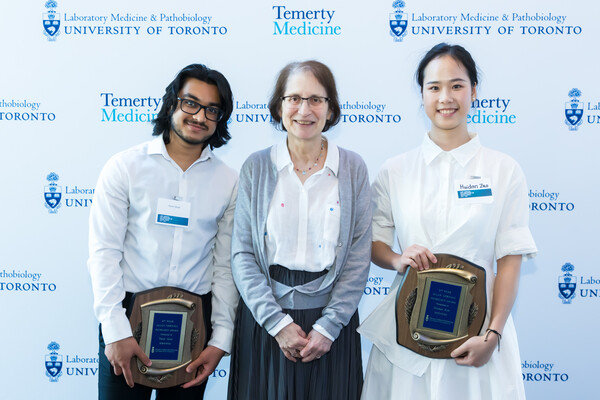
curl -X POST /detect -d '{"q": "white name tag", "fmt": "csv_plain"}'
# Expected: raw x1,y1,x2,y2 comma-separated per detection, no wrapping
155,198,191,228
454,178,493,204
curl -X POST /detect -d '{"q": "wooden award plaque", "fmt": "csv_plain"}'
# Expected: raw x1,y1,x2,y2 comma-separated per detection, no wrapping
128,286,206,388
395,254,486,358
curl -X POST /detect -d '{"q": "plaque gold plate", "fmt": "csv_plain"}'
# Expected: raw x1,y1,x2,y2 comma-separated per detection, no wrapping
128,286,206,388
395,254,486,358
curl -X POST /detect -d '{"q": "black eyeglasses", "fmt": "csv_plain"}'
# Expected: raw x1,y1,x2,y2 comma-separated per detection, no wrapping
280,95,329,108
177,97,224,122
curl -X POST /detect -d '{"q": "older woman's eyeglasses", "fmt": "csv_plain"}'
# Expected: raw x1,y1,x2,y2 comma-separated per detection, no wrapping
281,95,329,109
177,97,224,122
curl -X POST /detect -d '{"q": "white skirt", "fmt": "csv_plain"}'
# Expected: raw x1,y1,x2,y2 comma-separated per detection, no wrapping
358,275,526,400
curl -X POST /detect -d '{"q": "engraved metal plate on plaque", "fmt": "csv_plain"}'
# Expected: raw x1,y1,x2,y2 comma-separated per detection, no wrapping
128,286,205,388
395,254,486,358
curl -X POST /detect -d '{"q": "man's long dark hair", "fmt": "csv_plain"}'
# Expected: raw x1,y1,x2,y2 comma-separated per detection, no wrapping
152,64,233,149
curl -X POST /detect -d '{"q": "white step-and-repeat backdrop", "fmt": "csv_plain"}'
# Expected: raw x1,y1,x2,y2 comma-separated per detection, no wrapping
1,0,597,398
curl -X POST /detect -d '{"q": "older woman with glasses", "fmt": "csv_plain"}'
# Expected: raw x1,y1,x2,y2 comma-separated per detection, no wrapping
227,60,371,400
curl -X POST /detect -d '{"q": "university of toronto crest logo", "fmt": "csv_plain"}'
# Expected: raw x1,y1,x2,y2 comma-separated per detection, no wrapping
565,88,583,131
558,262,576,304
43,0,60,41
389,0,408,42
45,341,63,382
44,172,62,213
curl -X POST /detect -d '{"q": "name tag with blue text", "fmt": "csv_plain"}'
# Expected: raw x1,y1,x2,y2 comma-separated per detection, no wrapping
155,198,191,227
454,178,493,204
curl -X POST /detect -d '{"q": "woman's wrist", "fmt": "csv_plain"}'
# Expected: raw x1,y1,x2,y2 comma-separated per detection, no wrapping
484,328,502,352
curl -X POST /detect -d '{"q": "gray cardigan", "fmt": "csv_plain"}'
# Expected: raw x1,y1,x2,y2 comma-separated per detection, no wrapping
231,146,372,340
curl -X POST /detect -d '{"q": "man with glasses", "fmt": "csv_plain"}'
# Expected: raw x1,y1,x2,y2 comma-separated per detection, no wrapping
88,64,238,400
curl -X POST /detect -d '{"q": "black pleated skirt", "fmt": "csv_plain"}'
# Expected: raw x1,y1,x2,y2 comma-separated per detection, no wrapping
228,265,363,400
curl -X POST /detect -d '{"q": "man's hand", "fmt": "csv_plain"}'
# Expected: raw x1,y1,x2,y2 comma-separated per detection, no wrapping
105,336,151,388
181,346,226,389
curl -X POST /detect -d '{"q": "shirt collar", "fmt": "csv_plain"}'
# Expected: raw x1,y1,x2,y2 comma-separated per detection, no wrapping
324,141,339,176
147,136,165,156
421,132,481,167
272,138,339,175
147,136,213,164
273,139,292,172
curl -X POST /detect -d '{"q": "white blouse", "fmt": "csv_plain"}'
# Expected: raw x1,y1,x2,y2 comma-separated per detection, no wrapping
265,139,341,340
266,140,341,272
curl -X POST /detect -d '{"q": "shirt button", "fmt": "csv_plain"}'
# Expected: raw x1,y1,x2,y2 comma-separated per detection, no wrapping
337,242,343,247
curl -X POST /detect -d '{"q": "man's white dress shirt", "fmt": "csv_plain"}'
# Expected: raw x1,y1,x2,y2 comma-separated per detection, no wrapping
88,137,239,352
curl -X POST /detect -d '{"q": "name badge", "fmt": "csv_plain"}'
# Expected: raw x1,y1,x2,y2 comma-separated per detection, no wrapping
156,198,191,228
454,178,493,204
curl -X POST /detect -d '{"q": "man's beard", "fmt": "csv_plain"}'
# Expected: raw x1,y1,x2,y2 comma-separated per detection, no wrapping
170,118,213,146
